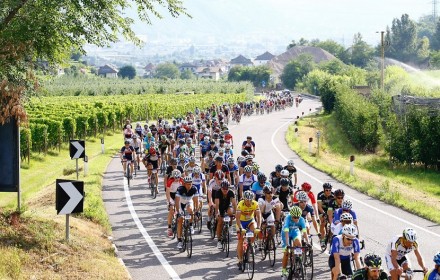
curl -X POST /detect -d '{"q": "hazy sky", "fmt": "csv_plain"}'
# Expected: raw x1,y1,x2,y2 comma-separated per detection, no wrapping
130,0,432,47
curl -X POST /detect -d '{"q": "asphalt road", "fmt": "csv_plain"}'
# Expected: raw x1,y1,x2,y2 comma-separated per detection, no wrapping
103,96,440,280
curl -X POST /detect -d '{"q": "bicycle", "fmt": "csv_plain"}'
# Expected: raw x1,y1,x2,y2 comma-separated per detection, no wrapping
395,269,425,280
240,229,255,280
303,235,315,279
259,220,276,267
160,153,169,175
193,210,202,234
209,205,217,239
351,240,365,272
320,215,332,253
286,245,306,280
221,215,233,257
180,211,193,258
170,209,177,239
122,159,133,186
148,168,158,199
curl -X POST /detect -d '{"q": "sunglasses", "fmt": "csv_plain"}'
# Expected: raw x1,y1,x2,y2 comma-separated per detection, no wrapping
336,197,344,199
345,237,355,241
369,268,382,273
324,189,332,192
292,216,300,219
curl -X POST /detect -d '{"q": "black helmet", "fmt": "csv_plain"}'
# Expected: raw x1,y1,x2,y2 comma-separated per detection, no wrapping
220,180,230,189
275,164,283,172
280,178,290,186
364,253,382,268
323,182,333,189
334,189,345,197
241,150,249,156
257,172,267,182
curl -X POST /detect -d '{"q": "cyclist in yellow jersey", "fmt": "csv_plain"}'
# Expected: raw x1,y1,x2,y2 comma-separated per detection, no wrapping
424,252,440,280
235,190,261,270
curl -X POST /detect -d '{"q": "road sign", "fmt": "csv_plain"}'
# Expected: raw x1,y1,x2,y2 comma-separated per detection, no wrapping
56,179,84,215
69,140,85,159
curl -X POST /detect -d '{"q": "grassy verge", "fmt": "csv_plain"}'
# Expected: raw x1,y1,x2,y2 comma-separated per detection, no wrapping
0,131,129,279
285,113,440,224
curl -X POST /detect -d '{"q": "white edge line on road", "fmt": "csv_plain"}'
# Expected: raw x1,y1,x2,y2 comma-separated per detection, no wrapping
270,117,440,239
124,178,181,280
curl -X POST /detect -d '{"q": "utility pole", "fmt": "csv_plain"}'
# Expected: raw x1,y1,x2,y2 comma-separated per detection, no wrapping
377,31,385,91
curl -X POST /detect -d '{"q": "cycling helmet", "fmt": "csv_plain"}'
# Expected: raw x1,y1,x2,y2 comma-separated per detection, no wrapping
227,157,235,164
340,212,353,222
290,206,302,217
183,176,193,183
225,144,231,150
160,135,166,140
237,156,245,163
179,139,185,145
193,166,201,174
215,156,223,162
287,159,295,167
132,134,137,139
257,172,266,182
179,153,186,159
275,164,283,172
172,169,181,178
214,170,225,180
243,190,254,201
334,189,345,197
220,180,230,189
342,200,353,210
204,136,210,141
263,185,273,194
218,148,225,153
241,150,249,156
245,155,253,161
244,165,252,173
342,224,358,238
296,191,308,202
280,178,290,186
252,162,260,171
209,140,216,145
124,140,130,144
301,182,312,192
403,228,417,242
433,252,440,265
126,124,132,129
170,158,178,165
209,150,216,157
364,253,382,268
180,128,186,133
189,156,196,163
280,169,289,177
323,182,333,189
147,132,152,137
149,147,156,154
186,138,192,143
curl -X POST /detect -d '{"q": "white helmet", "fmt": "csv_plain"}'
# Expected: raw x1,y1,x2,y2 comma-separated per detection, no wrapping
287,159,294,167
243,190,254,201
193,166,201,174
342,224,358,238
342,200,353,210
280,169,289,177
340,212,353,222
227,157,235,164
244,165,252,173
403,228,417,242
237,156,245,163
171,169,181,178
296,191,308,202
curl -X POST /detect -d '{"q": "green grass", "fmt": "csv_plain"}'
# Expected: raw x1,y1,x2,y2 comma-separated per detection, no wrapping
1,131,124,231
286,113,440,224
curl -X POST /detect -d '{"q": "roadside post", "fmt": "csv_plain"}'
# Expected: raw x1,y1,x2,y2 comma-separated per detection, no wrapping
295,127,299,137
56,179,84,241
69,140,85,180
84,155,89,176
308,137,313,155
101,138,105,154
350,155,355,175
316,131,321,155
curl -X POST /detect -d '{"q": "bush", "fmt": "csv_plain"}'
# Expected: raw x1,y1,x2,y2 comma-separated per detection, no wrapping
30,123,48,153
20,127,31,162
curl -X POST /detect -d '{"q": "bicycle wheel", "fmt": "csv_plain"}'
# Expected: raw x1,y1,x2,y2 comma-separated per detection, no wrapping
210,215,216,239
133,161,137,176
245,242,255,280
181,226,187,252
171,216,177,239
197,212,202,234
222,226,230,258
304,247,314,280
149,179,154,197
296,258,305,280
151,180,157,199
267,237,276,267
126,164,131,186
186,224,192,258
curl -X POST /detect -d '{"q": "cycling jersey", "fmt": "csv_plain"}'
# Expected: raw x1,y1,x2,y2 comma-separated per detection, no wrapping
317,191,335,212
143,152,160,169
158,140,170,153
184,163,198,174
258,197,279,221
424,269,440,280
282,215,306,241
167,178,183,201
176,185,198,206
352,268,389,280
292,202,315,219
239,174,257,192
120,146,135,160
276,186,293,211
292,190,316,204
328,199,343,211
251,181,269,201
237,200,259,222
242,140,255,154
215,189,235,214
385,235,418,260
283,166,297,178
330,235,360,260
135,127,143,137
191,173,205,196
333,208,358,224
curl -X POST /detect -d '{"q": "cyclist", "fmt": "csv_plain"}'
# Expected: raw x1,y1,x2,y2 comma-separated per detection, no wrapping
199,136,210,160
241,136,256,156
191,166,206,214
224,144,233,162
158,135,171,165
329,224,362,280
142,147,161,194
283,160,298,187
332,212,354,236
385,228,428,280
352,253,389,280
318,182,335,247
164,158,184,191
293,182,318,216
280,206,309,280
424,252,440,280
235,190,261,270
184,156,198,175
270,164,283,188
226,157,239,194
207,170,224,230
238,165,257,201
175,176,199,249
258,185,281,240
239,154,254,175
280,169,295,189
215,180,237,249
276,178,294,212
327,188,345,229
331,199,359,236
292,191,319,235
209,156,230,183
131,134,142,170
120,140,135,178
202,150,216,175
123,124,134,141
166,169,183,237
251,172,269,201
134,122,143,138
224,130,234,147
143,132,155,153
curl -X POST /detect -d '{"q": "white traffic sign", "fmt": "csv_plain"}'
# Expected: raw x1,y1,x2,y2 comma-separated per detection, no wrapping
69,140,85,159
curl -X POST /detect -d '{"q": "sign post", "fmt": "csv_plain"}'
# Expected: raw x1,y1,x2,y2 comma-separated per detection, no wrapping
308,137,313,155
316,131,321,155
56,179,84,241
101,138,105,154
350,155,355,175
294,127,299,137
69,140,85,180
84,155,89,176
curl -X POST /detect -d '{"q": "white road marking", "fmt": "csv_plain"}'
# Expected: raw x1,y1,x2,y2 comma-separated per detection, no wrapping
270,116,440,239
123,178,181,280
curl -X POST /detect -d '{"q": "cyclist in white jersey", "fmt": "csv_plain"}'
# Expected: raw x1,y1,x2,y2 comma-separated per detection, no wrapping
166,170,183,237
238,165,257,200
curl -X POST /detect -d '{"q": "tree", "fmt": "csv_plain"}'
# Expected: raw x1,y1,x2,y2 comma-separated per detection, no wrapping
431,19,440,51
350,33,374,68
118,65,136,79
227,65,271,87
0,0,188,123
416,36,430,63
155,63,180,79
180,69,195,80
389,14,418,61
280,54,315,89
314,39,349,63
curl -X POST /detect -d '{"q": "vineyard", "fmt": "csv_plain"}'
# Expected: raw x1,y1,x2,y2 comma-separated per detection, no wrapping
39,76,254,96
21,93,248,161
